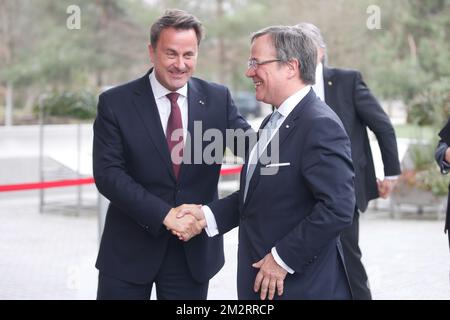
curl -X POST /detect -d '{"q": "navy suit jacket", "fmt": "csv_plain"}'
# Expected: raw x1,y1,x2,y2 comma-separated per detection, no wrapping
209,89,356,299
93,70,251,284
324,67,401,211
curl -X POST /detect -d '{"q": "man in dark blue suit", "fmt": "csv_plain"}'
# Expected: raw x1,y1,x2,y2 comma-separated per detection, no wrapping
296,22,401,300
178,26,356,300
93,9,251,299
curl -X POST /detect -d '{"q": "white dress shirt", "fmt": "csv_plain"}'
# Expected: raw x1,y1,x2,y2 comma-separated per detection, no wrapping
202,85,312,275
149,71,188,142
312,62,325,101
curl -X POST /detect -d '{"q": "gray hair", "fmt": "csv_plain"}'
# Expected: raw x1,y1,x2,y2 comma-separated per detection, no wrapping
295,22,327,65
251,26,317,85
150,9,204,48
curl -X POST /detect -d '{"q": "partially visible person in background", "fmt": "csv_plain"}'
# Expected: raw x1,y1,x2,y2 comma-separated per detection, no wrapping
295,22,402,300
435,119,450,247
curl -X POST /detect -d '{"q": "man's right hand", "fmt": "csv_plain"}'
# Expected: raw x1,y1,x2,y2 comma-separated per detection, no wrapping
174,204,207,241
176,205,205,221
163,204,206,241
444,147,450,164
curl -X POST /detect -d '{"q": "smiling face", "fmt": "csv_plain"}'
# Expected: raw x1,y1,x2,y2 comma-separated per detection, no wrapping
148,27,198,91
245,34,290,108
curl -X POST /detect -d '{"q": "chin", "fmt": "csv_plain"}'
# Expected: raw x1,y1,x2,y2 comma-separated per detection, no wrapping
170,78,188,89
255,92,264,102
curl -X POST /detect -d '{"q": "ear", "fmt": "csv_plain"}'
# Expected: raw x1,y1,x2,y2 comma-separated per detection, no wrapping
148,43,155,63
286,59,300,80
317,47,325,64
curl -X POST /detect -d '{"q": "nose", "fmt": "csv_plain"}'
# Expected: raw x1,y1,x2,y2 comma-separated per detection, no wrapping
245,66,255,78
174,56,186,70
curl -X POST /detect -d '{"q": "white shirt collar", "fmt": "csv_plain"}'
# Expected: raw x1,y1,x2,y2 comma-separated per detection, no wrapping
312,62,325,101
316,62,324,81
276,85,312,118
149,70,188,99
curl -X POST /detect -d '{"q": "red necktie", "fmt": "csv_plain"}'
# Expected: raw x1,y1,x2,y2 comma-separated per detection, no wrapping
166,92,183,179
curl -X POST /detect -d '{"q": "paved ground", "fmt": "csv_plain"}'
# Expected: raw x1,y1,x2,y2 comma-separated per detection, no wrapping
0,194,448,300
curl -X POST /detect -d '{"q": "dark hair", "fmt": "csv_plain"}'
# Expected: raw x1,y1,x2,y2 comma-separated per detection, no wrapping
251,26,317,85
150,9,203,48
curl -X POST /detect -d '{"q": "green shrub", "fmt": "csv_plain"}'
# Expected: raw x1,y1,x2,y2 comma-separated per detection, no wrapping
406,143,449,197
407,77,450,127
34,90,97,120
416,167,449,197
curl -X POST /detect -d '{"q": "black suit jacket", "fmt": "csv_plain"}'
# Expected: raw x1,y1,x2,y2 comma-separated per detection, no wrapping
323,67,401,212
209,90,355,299
93,70,251,284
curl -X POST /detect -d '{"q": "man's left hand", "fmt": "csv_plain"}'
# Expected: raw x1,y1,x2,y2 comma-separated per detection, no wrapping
377,178,398,198
252,253,287,300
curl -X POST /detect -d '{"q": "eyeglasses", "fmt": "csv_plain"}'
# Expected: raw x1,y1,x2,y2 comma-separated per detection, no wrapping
247,58,282,70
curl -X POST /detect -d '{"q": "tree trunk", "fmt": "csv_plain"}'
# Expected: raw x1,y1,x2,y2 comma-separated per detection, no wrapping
217,0,226,84
5,81,13,126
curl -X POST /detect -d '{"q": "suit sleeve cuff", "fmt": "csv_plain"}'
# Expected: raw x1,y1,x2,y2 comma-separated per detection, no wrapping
271,247,295,274
442,160,450,170
202,205,219,237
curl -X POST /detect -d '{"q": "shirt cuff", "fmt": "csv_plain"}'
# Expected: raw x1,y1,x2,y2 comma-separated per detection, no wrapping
384,175,399,180
271,247,295,274
202,205,219,237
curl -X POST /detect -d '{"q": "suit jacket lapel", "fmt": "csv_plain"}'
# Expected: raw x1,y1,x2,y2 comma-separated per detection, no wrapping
132,70,175,181
240,113,271,208
177,79,207,182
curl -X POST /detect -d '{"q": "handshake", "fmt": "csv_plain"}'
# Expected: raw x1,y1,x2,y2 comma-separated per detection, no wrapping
163,204,206,241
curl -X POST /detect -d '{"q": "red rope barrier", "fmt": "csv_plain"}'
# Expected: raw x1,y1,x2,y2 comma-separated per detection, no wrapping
0,178,95,192
219,166,242,176
0,165,242,192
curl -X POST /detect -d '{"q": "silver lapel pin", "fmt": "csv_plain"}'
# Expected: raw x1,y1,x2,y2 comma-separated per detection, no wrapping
285,124,290,129
328,81,333,86
199,100,205,105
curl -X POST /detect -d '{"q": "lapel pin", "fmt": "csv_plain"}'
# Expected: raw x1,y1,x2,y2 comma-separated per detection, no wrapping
285,124,290,129
199,100,205,105
328,81,333,86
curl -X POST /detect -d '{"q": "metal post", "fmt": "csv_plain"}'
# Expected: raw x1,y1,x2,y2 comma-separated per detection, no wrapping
38,94,46,214
5,81,13,126
76,122,82,216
